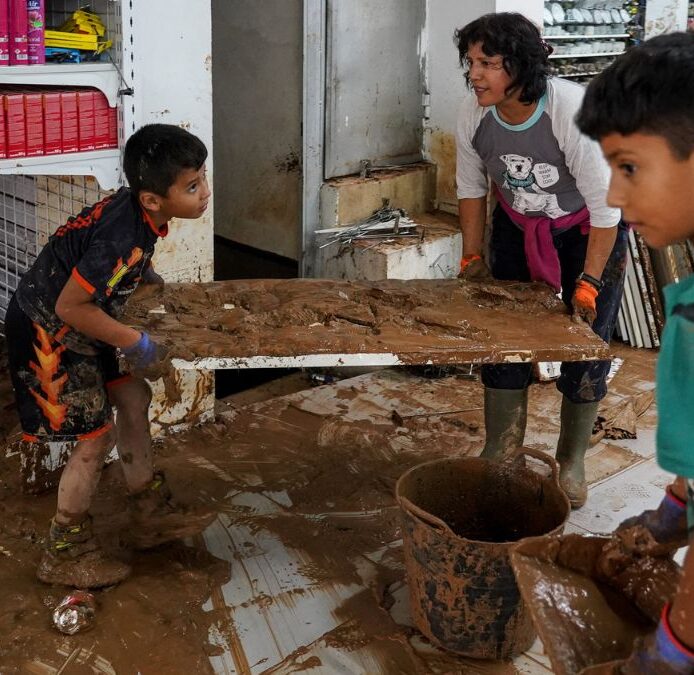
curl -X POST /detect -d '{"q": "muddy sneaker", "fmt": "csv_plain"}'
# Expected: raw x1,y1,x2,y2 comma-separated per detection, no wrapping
37,517,132,588
128,471,217,549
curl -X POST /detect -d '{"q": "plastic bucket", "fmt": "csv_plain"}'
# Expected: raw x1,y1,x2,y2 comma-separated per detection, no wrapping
396,448,570,659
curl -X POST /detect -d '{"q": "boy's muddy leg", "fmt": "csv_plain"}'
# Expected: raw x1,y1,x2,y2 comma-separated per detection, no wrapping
108,376,216,549
108,377,154,492
55,426,116,525
39,424,132,588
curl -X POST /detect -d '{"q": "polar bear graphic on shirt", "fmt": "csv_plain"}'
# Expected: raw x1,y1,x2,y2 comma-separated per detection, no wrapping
500,154,569,219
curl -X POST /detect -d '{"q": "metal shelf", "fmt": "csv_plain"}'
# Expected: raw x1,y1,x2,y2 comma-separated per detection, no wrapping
545,34,629,39
549,51,626,59
0,63,121,106
558,72,601,78
0,150,121,190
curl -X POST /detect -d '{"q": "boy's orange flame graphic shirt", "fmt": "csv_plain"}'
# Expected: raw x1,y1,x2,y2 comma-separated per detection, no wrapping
13,187,168,355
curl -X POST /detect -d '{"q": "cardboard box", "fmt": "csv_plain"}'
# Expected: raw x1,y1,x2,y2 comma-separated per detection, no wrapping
4,92,26,157
23,90,44,156
93,90,111,149
59,89,79,153
76,89,95,152
108,105,118,147
42,90,62,155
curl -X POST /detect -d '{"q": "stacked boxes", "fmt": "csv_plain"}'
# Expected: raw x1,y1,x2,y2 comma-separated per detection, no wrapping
0,86,117,159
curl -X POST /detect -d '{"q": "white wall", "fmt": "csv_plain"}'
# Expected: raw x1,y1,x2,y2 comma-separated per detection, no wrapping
424,0,543,213
132,1,214,284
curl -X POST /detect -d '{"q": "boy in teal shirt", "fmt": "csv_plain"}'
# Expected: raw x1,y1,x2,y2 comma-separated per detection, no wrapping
577,33,694,672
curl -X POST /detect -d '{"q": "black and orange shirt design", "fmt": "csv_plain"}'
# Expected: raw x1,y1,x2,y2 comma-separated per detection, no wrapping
14,187,166,355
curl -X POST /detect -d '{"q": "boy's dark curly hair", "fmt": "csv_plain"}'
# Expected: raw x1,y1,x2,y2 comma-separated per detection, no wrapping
577,32,694,160
454,13,551,104
123,124,208,197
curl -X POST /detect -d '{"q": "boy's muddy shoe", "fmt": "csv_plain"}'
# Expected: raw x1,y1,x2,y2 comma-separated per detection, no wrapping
128,471,217,549
37,517,132,588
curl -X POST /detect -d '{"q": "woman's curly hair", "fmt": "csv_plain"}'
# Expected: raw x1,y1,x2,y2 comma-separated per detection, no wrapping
454,13,552,104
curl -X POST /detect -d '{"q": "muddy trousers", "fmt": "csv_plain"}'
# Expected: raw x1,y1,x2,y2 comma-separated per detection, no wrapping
481,206,629,404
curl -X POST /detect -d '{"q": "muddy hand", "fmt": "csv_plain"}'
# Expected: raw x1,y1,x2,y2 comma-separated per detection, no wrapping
458,254,492,281
572,279,598,325
583,608,694,675
121,331,171,379
142,265,165,285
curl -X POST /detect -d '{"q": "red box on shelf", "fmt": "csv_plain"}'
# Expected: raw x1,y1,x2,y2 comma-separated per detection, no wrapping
108,105,118,148
0,102,6,158
59,89,79,153
42,90,62,155
93,91,111,150
4,92,26,158
76,89,96,152
23,90,44,156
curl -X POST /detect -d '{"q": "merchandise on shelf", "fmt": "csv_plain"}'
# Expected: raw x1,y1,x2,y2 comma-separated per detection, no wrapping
0,85,117,160
0,5,111,67
543,0,644,80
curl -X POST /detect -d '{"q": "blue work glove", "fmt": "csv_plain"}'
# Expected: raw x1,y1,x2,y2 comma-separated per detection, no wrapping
142,265,165,285
121,332,161,371
617,487,689,554
618,604,694,674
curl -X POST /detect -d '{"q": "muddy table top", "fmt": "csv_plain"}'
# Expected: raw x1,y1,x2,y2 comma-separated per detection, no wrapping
123,279,609,369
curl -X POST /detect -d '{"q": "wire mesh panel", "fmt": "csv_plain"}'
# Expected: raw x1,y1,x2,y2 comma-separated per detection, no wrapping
0,176,38,323
0,175,111,327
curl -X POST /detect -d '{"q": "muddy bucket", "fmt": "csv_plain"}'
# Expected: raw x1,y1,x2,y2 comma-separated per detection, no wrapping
395,448,570,660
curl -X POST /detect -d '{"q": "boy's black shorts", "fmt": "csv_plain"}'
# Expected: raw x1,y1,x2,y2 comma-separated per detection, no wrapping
5,295,129,442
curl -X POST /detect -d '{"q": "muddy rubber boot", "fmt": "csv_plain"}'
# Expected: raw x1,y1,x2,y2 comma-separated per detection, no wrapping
128,471,217,550
479,387,528,460
555,397,599,509
36,517,132,588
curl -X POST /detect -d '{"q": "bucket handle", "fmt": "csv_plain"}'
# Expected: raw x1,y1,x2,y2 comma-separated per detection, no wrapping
506,447,561,488
397,494,456,536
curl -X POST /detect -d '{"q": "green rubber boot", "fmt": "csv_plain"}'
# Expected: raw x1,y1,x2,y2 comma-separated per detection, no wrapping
479,387,528,460
555,397,599,509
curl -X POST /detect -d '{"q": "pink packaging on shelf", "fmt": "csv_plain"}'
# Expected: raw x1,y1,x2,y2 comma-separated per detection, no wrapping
26,0,44,65
76,88,96,151
42,90,61,154
59,89,79,153
93,90,111,149
8,0,28,65
0,0,10,66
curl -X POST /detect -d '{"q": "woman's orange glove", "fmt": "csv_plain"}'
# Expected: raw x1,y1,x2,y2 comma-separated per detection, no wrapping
571,279,599,325
458,254,492,280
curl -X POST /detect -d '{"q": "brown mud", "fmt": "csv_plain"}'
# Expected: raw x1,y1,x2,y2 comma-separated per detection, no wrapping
124,279,608,365
511,534,679,675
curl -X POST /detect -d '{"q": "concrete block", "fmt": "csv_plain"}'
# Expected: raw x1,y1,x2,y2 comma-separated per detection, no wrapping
320,162,436,228
316,212,461,281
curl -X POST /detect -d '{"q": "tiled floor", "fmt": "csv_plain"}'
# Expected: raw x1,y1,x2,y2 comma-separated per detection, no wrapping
199,345,668,674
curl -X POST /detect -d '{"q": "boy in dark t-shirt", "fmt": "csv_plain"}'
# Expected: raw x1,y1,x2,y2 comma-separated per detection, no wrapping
5,124,215,588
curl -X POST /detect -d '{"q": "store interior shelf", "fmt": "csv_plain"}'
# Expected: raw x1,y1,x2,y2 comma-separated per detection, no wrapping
0,150,121,190
0,63,120,106
549,50,626,59
558,72,601,78
545,33,630,39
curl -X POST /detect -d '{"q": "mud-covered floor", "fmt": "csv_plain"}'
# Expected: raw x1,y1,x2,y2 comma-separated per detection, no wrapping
0,343,665,674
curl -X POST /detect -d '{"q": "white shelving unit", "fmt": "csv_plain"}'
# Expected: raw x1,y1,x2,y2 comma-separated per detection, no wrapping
549,50,626,58
548,33,629,39
0,150,121,189
0,63,121,105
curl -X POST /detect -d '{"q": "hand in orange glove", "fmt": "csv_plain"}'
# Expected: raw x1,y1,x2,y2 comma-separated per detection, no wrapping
571,278,599,325
458,254,492,280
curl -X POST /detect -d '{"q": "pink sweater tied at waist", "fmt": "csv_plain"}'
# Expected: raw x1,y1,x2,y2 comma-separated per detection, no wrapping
495,189,590,292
